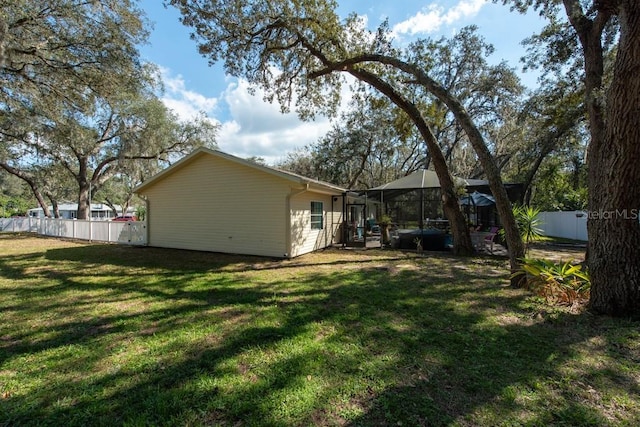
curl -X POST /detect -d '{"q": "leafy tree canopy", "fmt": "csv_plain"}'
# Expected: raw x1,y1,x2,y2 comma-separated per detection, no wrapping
1,0,149,114
1,1,219,219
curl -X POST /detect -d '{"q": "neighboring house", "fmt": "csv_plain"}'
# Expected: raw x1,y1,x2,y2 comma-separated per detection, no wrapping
27,203,134,220
134,148,347,258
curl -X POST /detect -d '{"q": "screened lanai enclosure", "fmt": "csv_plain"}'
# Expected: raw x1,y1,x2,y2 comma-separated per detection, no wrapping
341,192,382,248
343,170,522,251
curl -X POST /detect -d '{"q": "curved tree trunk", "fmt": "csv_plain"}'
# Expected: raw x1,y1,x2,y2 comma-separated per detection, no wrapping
0,162,52,217
53,201,60,219
369,57,525,282
587,1,640,316
46,195,61,219
314,54,526,283
348,67,474,255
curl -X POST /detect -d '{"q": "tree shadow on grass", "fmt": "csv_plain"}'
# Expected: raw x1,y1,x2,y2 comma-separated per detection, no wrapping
42,243,413,273
1,239,639,426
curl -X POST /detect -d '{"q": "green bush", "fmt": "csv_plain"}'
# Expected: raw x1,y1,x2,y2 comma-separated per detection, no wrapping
512,258,590,305
499,205,543,254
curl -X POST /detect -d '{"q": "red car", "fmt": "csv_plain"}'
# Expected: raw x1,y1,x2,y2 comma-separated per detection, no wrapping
113,215,137,222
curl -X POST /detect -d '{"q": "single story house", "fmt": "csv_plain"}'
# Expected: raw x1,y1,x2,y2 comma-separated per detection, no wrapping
28,203,135,220
134,148,347,258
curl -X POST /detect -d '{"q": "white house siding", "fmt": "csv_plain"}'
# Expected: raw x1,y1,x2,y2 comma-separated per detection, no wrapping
328,200,345,244
142,154,291,257
290,192,343,257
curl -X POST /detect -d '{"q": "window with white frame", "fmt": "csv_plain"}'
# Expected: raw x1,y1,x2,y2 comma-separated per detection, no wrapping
310,201,323,230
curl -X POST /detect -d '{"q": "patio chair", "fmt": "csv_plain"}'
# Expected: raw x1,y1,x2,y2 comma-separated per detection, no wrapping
483,227,499,253
470,232,486,252
470,227,499,253
367,219,381,237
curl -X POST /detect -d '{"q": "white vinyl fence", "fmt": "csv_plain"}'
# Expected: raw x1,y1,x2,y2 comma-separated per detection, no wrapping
0,216,40,233
0,210,594,245
0,217,147,245
538,211,588,241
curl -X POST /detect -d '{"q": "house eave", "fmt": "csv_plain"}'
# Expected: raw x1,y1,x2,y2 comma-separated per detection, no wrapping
134,147,347,195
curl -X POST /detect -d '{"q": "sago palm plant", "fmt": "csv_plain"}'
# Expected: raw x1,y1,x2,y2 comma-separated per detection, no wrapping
513,205,543,255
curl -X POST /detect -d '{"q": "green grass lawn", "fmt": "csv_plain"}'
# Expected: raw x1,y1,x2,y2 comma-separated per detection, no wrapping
0,235,638,426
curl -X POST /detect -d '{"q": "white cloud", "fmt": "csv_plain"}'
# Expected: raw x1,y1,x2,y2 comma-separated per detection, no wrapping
217,79,332,165
156,69,353,166
392,0,487,35
158,67,218,120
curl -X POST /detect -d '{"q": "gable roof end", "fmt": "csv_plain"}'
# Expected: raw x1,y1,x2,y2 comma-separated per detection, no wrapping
134,148,347,195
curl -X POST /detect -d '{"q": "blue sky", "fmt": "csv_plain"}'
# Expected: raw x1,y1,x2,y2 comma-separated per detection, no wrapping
137,0,546,164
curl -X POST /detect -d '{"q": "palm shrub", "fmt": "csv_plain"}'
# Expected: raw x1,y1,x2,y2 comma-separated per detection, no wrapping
500,205,543,255
511,258,591,305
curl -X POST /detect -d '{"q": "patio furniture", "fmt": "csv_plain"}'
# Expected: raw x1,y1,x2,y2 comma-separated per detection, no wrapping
471,230,497,253
484,227,499,253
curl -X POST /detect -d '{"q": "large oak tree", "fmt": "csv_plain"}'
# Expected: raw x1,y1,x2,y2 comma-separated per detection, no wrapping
1,1,218,219
503,0,640,316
